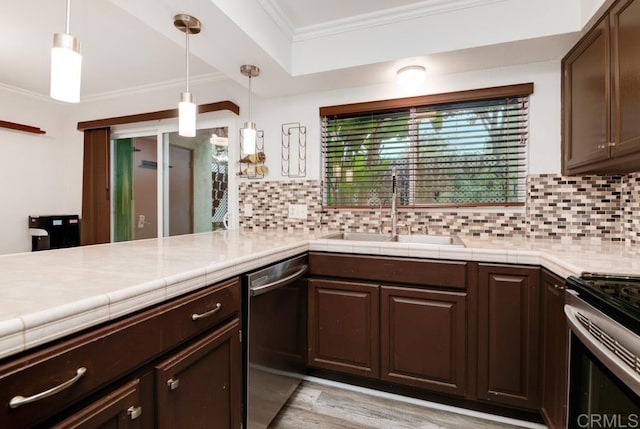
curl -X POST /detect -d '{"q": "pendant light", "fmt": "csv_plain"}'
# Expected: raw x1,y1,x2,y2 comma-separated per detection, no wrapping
50,0,82,103
240,65,260,155
174,14,201,137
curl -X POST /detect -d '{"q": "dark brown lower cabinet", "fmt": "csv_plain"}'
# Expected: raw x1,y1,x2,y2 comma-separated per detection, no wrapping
1,279,242,429
477,264,540,410
307,279,379,378
380,286,467,396
51,379,143,429
155,319,241,429
540,270,568,429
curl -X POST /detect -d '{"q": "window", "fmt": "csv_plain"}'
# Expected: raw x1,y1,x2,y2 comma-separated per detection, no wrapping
321,84,532,208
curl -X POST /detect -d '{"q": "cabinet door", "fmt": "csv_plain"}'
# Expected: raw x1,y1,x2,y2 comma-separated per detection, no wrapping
155,319,241,429
477,264,540,410
380,286,467,396
540,271,568,429
611,0,640,159
51,379,143,429
307,279,379,378
562,17,610,172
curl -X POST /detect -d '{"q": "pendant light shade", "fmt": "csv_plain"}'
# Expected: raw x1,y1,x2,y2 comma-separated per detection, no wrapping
50,1,82,103
174,14,201,137
241,122,257,154
240,65,260,155
179,92,196,137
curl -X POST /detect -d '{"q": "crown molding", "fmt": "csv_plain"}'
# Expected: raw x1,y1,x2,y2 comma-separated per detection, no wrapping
0,82,55,103
292,0,508,42
81,72,229,102
1,73,229,104
257,0,295,40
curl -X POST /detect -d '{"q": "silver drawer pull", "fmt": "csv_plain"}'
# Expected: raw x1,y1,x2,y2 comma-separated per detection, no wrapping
192,302,222,321
167,378,180,390
9,367,87,409
127,405,142,420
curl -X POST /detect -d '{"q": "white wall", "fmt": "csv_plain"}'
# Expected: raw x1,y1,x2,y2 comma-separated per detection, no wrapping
0,88,80,254
580,0,612,28
0,59,561,255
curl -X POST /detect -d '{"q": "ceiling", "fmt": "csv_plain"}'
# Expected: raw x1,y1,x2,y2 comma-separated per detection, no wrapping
0,0,590,101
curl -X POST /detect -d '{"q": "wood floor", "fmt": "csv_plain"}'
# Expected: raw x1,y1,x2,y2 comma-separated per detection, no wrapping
269,381,540,429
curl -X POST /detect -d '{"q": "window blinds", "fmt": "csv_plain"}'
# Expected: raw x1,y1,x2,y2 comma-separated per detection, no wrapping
321,95,529,208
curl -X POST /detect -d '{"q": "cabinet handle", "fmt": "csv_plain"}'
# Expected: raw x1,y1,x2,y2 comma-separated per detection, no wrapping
191,302,222,321
167,378,180,390
596,144,606,151
608,141,617,147
554,284,566,291
9,367,87,409
127,405,142,420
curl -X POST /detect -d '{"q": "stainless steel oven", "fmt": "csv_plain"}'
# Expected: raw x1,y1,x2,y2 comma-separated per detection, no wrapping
565,275,640,429
243,254,308,429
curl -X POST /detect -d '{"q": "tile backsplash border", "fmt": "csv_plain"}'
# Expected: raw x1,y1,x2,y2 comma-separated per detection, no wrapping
238,174,639,244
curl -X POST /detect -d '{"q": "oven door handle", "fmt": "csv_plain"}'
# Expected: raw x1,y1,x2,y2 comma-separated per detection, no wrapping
250,265,308,297
565,303,640,397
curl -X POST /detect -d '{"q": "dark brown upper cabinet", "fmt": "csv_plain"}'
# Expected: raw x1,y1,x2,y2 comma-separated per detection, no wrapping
562,0,640,175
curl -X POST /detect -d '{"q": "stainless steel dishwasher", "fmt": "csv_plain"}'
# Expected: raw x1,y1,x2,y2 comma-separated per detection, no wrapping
243,254,308,429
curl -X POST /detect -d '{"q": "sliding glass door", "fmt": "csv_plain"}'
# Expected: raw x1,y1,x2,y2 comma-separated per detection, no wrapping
111,123,232,242
113,135,158,242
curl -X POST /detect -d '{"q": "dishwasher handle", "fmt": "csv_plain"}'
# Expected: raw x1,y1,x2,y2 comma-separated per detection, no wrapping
250,265,307,297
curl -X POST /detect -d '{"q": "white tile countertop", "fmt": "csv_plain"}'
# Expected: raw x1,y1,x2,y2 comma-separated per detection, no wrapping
0,229,639,360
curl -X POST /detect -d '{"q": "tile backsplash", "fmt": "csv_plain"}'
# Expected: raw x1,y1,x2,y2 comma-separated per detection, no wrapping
239,174,640,243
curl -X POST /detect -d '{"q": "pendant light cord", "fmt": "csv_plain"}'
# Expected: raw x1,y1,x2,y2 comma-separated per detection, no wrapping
185,23,190,93
248,75,252,122
64,0,71,34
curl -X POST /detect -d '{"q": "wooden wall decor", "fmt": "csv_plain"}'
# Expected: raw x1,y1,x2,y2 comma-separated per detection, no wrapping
0,120,46,135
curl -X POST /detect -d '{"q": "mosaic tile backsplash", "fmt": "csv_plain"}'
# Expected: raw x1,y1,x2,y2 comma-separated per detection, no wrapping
238,174,640,243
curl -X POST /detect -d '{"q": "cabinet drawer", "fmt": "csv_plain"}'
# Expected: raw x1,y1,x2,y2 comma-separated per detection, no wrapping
50,378,143,429
0,277,239,428
309,253,467,290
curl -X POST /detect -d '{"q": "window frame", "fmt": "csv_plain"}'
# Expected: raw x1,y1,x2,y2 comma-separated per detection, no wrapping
320,83,533,209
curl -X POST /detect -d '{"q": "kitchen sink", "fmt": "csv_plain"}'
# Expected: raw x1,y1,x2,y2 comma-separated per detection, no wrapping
321,232,395,242
393,234,465,246
321,232,465,247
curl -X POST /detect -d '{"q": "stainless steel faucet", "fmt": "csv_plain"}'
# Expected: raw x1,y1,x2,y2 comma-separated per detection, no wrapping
391,167,398,236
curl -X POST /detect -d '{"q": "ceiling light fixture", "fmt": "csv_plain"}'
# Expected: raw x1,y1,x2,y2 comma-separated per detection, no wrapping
396,65,426,88
174,14,201,138
50,0,82,103
240,64,260,155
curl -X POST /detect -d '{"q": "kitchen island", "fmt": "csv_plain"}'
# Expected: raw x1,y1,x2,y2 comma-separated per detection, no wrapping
1,229,638,360
0,229,639,427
